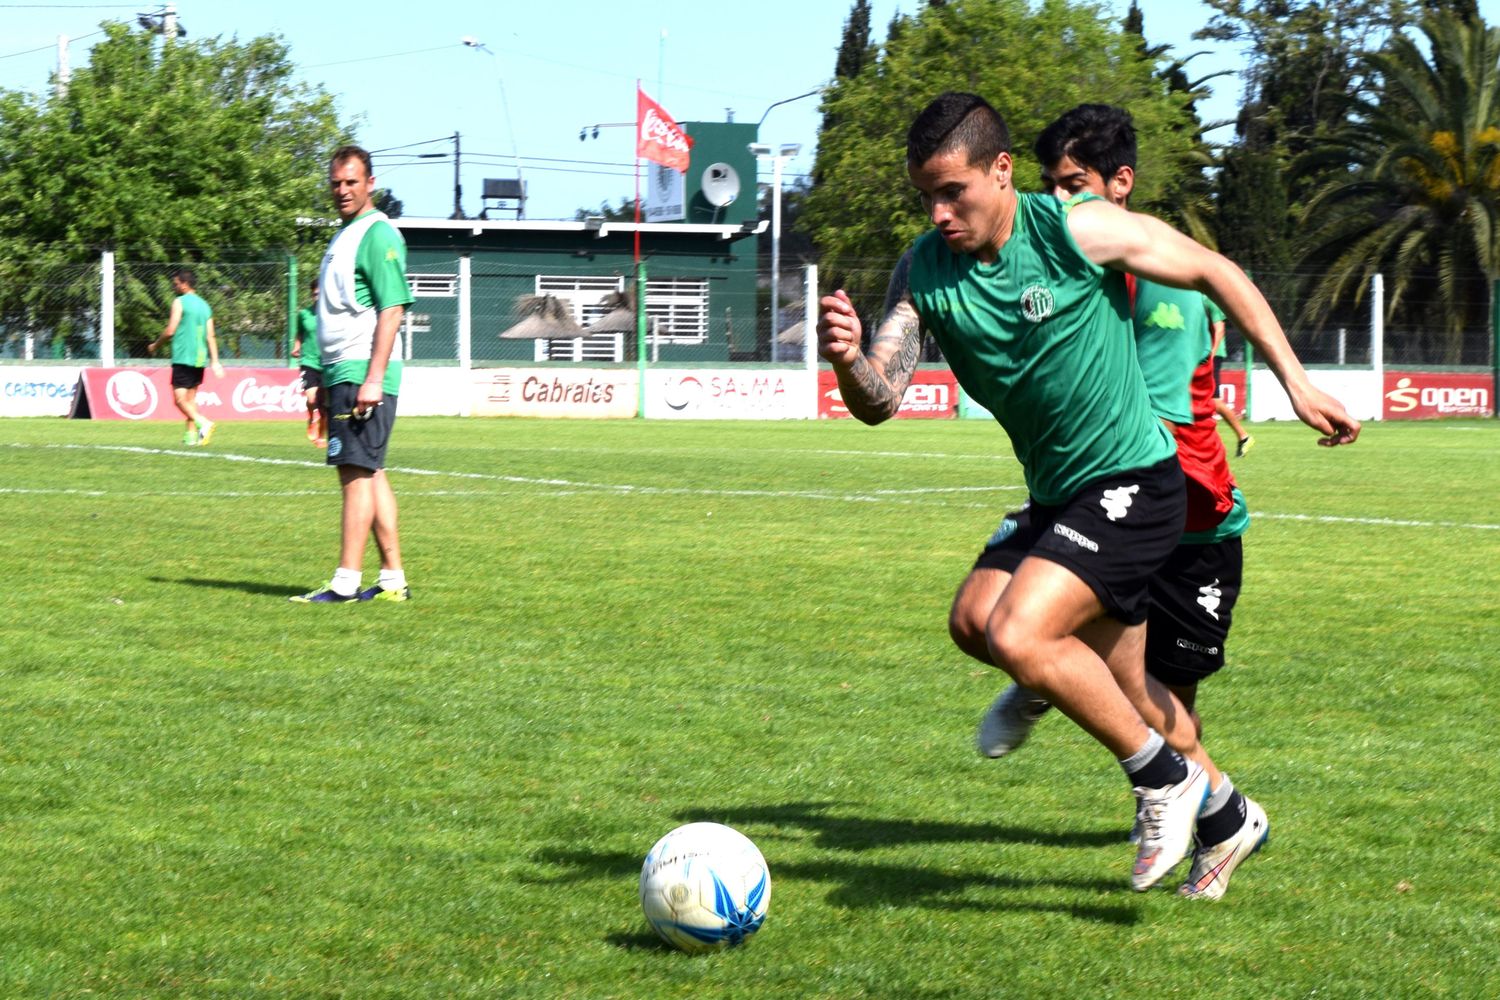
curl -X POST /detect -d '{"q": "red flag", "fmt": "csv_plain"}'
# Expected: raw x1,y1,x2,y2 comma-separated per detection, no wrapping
636,88,693,173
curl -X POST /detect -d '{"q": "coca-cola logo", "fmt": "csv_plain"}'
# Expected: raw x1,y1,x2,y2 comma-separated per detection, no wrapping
640,108,690,153
232,377,304,414
104,370,159,419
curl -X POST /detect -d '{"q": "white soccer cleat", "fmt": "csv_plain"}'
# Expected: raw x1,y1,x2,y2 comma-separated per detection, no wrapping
1130,762,1209,891
976,684,1052,758
1179,796,1269,900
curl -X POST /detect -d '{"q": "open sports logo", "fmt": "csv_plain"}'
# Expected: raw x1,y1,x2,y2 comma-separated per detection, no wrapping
103,370,159,419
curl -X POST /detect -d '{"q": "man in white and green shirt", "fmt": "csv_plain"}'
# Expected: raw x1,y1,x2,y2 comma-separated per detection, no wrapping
291,145,415,604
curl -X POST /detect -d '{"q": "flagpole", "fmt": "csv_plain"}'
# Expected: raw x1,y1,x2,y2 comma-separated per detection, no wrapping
634,79,643,265
634,80,646,419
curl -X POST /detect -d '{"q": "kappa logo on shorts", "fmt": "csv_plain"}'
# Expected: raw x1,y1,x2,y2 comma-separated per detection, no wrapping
986,517,1019,547
1099,484,1140,521
1196,578,1223,620
1020,283,1055,323
1053,522,1099,552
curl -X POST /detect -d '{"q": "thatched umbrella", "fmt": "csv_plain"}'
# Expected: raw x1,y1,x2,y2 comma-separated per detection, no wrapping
587,290,637,335
776,299,807,346
499,294,586,340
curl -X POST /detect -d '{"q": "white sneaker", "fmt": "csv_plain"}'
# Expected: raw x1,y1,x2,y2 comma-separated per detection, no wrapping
1130,762,1209,891
1178,796,1269,900
976,684,1052,758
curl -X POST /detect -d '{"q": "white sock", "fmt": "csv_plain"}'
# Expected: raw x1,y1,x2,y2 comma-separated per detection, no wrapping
378,568,407,591
330,567,361,596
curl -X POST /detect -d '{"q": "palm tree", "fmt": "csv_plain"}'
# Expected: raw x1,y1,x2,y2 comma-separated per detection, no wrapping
1296,12,1500,363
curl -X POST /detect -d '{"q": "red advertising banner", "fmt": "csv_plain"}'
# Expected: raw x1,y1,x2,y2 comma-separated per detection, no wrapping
72,367,308,421
818,369,958,419
1383,371,1494,419
1214,368,1246,416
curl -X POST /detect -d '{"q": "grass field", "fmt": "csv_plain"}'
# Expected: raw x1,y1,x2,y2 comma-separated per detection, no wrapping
1,414,1497,998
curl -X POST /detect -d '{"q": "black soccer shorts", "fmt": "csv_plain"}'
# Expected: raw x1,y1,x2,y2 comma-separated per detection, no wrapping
170,364,205,390
972,456,1186,625
1145,537,1243,686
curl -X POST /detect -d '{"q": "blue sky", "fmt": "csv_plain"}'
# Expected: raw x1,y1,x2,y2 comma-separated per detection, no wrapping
0,1,1488,221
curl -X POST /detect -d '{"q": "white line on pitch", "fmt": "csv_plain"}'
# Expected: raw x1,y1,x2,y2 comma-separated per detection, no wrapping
10,443,1500,530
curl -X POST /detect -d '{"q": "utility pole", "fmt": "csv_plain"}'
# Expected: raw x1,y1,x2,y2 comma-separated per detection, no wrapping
452,132,463,219
56,35,69,98
165,3,179,41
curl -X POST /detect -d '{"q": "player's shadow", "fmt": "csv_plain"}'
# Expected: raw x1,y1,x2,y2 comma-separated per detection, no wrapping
148,576,298,597
535,845,1136,928
531,798,1143,928
684,801,1126,852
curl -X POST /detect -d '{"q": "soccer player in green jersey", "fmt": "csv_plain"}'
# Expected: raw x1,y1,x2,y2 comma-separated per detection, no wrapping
1212,322,1255,456
291,146,414,604
147,268,223,446
817,92,1359,893
291,277,325,447
980,103,1285,899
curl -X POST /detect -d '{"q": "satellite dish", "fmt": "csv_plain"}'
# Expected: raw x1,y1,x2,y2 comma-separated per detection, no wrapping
700,163,741,208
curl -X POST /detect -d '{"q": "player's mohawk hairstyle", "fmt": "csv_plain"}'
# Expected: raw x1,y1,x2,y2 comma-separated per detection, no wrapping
907,92,1010,168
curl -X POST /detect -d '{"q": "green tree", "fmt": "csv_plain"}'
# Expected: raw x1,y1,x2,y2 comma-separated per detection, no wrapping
1200,1,1417,325
1297,12,1500,363
802,0,1200,305
834,1,874,81
0,22,348,358
1122,0,1220,248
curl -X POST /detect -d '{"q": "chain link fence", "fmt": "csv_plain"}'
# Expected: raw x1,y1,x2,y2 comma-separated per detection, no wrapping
2,249,1495,371
0,254,292,363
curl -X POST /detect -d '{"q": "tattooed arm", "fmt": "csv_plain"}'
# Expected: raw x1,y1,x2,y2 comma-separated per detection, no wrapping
816,251,925,425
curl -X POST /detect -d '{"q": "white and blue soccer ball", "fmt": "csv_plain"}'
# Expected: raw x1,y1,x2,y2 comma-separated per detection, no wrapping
639,821,771,953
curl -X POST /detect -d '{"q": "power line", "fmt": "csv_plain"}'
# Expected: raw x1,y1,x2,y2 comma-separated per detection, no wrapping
0,28,102,61
303,44,452,70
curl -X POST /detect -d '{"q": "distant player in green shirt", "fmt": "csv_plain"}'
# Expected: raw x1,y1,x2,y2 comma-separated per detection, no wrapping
291,146,414,605
816,93,1359,894
1212,320,1255,456
290,276,325,447
147,268,223,446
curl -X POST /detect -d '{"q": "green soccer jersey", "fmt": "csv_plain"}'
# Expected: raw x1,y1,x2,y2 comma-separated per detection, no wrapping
170,291,213,367
320,210,414,395
1133,282,1216,425
906,192,1175,505
295,306,320,370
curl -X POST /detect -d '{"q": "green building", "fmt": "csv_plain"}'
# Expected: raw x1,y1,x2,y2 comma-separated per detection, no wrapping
393,122,767,366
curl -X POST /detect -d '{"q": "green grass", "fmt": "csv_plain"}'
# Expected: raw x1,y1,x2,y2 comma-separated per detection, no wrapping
1,415,1497,998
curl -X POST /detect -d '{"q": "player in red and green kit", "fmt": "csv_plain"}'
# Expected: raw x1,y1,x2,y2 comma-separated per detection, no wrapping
291,146,414,604
291,277,325,446
817,93,1359,895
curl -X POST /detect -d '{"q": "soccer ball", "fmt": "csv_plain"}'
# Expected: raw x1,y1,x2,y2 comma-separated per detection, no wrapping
639,822,771,953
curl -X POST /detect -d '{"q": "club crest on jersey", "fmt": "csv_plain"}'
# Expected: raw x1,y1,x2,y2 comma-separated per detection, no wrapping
1020,283,1055,323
